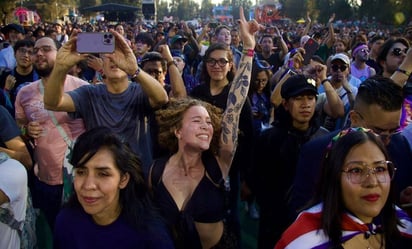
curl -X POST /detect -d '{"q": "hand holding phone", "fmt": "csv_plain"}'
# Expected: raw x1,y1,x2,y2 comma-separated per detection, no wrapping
76,32,115,54
302,37,319,65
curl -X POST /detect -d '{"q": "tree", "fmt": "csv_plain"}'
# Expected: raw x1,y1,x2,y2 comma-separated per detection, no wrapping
0,0,18,25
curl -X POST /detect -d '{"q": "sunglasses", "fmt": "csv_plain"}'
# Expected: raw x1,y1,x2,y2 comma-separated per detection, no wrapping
391,47,408,57
205,58,229,67
331,64,347,72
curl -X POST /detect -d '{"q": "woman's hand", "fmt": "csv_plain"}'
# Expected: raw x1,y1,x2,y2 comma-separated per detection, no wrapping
237,6,260,50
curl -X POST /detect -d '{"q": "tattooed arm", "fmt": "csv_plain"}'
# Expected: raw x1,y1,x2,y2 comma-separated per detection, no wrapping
218,7,259,178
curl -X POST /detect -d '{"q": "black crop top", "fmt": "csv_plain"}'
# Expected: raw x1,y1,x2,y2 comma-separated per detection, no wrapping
150,152,226,224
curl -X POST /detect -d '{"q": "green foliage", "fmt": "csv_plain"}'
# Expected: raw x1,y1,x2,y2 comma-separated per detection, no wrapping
0,0,17,25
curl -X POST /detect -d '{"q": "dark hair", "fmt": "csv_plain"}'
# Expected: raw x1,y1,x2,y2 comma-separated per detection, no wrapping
311,55,325,65
68,127,161,232
354,75,403,112
200,43,235,84
13,39,35,53
135,32,154,49
315,129,400,248
376,37,410,64
369,35,384,44
249,60,272,99
213,25,230,37
140,51,166,71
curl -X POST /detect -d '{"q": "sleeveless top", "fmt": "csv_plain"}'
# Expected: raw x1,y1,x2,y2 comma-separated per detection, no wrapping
350,63,371,82
150,151,226,249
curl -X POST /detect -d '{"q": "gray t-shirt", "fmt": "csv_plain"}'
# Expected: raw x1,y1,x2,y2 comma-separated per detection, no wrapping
68,83,154,173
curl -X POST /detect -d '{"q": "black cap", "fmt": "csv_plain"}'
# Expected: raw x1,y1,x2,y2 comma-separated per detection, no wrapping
281,74,318,99
1,23,25,35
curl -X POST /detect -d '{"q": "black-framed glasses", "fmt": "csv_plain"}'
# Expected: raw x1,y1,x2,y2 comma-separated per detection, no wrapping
17,47,34,55
331,64,348,72
342,160,396,184
32,45,56,55
205,58,229,67
391,47,408,57
353,110,401,144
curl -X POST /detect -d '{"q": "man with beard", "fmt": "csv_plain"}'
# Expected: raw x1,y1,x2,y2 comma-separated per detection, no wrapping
256,31,288,74
320,53,358,131
350,42,376,82
14,37,87,230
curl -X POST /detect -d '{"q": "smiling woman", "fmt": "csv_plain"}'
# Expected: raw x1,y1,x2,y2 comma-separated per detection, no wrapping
53,127,174,249
275,128,412,249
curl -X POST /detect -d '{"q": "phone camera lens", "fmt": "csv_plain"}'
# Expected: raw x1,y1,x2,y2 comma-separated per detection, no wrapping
108,34,113,39
104,34,108,39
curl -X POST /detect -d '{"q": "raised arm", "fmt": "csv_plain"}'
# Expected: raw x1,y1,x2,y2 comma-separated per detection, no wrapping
391,47,412,87
44,30,88,112
157,44,187,98
218,7,259,178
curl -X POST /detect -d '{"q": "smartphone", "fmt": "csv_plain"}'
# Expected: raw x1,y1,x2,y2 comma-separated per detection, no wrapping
302,37,319,65
76,32,115,54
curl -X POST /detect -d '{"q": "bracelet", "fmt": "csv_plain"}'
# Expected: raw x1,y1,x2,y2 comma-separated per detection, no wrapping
396,68,411,77
167,60,177,68
321,79,330,85
130,67,141,79
20,125,27,136
97,69,104,75
242,49,254,57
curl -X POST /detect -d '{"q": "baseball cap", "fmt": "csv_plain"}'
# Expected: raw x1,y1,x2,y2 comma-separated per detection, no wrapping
330,53,350,65
281,74,318,99
171,49,185,61
1,23,25,35
170,35,188,45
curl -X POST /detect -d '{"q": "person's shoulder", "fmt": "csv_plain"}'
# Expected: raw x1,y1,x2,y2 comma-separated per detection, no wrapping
301,130,336,152
66,74,89,87
18,79,39,92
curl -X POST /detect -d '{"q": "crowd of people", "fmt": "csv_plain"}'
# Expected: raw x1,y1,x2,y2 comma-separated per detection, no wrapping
2,8,412,249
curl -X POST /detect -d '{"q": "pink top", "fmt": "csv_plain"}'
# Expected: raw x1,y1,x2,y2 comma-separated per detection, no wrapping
15,75,87,185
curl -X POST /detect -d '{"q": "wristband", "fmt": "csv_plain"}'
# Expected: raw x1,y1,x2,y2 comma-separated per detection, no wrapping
97,69,104,75
20,125,27,136
242,49,255,57
396,68,411,77
167,60,177,68
321,79,330,85
130,67,141,79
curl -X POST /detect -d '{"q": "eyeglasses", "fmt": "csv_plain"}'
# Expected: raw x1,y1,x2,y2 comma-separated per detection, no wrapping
353,110,400,144
342,161,396,184
32,45,56,55
145,69,163,76
331,64,348,72
391,47,408,57
17,47,34,55
205,58,229,67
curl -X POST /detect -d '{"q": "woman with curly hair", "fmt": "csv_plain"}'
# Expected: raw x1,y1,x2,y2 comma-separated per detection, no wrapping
148,7,259,249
